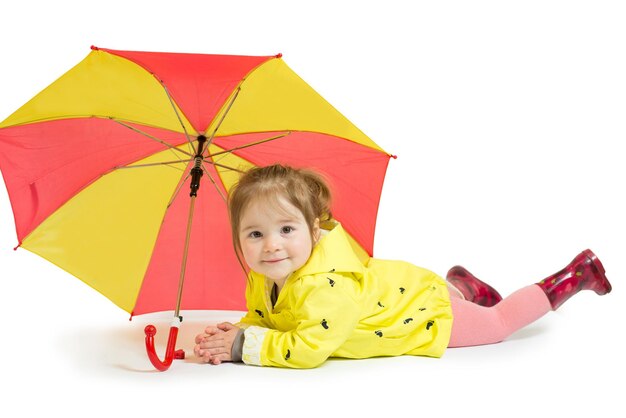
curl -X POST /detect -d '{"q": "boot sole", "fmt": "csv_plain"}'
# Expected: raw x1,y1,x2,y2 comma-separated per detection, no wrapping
446,266,503,306
582,249,612,294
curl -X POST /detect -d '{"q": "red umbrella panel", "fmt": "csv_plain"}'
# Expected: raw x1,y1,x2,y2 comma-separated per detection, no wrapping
0,47,394,369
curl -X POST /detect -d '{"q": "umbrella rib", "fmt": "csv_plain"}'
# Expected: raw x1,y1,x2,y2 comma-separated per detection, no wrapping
208,131,292,160
161,84,195,150
204,87,241,153
166,170,193,209
115,159,192,171
111,119,194,158
201,163,228,204
207,161,246,173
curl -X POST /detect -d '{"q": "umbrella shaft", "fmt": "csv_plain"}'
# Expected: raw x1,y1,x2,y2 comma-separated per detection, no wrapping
175,195,197,317
190,135,207,197
175,135,207,317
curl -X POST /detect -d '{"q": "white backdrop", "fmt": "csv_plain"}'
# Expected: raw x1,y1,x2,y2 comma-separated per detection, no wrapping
1,1,624,417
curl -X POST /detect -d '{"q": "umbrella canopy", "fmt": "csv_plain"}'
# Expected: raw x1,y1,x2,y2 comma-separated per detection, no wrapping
0,46,393,318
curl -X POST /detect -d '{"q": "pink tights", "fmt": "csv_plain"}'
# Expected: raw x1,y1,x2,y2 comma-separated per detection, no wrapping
448,284,552,347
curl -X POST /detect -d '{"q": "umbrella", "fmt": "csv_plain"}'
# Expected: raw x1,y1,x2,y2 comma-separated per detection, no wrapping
0,46,394,370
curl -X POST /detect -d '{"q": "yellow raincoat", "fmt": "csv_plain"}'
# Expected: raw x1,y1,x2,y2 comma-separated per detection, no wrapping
238,223,453,368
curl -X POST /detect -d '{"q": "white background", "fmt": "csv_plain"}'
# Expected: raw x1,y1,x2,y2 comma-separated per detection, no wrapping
1,1,624,416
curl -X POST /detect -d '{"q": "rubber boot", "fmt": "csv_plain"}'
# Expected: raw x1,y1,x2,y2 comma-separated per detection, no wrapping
536,249,612,310
446,266,503,307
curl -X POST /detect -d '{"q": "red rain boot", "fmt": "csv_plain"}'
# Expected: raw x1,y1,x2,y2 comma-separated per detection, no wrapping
536,249,612,310
446,266,503,307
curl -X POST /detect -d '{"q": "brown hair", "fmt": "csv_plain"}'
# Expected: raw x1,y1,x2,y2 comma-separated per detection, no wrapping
228,164,332,256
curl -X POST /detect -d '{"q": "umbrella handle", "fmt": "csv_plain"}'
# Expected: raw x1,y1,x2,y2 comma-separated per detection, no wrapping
144,318,185,371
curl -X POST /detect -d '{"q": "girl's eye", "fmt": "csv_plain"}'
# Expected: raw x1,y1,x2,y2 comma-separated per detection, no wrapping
250,231,262,238
281,226,294,234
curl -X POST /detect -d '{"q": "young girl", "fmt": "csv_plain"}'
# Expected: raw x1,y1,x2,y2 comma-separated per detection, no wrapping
193,164,612,368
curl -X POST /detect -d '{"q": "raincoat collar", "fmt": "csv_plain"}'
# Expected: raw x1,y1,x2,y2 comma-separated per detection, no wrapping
293,222,365,278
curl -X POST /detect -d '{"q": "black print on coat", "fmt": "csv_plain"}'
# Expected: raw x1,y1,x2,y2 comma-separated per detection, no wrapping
426,320,434,330
327,277,335,287
377,301,385,308
285,349,291,360
403,318,414,324
375,330,383,337
255,309,264,318
329,269,336,273
399,287,406,294
419,308,426,311
321,319,329,329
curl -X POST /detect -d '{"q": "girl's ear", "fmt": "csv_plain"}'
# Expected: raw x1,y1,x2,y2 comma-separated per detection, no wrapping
312,218,321,244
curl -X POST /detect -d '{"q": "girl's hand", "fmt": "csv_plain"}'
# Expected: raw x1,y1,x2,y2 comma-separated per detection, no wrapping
194,322,240,365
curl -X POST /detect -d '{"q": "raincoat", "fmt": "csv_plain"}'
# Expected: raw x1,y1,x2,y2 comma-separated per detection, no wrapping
238,223,453,368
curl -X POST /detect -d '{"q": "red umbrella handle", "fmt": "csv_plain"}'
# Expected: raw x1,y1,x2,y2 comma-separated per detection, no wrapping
144,317,185,371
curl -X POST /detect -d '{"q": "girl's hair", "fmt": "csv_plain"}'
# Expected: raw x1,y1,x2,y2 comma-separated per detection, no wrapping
228,164,333,255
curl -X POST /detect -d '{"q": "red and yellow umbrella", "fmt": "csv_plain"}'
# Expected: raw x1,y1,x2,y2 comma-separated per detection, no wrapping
0,46,393,370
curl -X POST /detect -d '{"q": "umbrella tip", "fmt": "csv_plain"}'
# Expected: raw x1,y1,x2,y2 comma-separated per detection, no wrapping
91,45,100,51
275,53,283,58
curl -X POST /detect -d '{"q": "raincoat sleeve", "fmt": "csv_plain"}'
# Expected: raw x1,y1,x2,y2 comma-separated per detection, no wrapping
237,309,269,329
242,273,361,368
236,276,272,329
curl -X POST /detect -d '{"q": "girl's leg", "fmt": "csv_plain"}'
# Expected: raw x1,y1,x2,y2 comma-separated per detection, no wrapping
448,285,550,347
448,249,612,347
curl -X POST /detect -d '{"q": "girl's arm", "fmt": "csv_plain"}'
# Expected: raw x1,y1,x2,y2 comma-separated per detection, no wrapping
241,273,361,369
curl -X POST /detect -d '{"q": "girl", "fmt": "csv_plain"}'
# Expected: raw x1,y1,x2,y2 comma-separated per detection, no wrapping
193,164,612,368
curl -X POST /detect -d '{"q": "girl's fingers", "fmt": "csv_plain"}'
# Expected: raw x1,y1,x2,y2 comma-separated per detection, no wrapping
194,324,227,345
204,325,222,334
194,344,231,364
196,342,228,355
217,322,235,331
195,347,225,362
194,346,213,363
204,346,229,356
199,338,226,349
210,352,231,365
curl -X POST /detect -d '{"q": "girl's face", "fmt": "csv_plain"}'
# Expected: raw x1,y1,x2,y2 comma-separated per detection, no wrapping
238,196,319,284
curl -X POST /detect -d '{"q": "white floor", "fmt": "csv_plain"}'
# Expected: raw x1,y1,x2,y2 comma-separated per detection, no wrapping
1,2,624,417
0,280,622,417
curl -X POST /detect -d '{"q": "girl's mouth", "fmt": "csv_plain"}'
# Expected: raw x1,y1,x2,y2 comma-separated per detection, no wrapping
263,258,286,264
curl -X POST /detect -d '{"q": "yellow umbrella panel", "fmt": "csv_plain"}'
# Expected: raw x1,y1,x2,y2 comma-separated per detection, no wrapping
0,47,394,370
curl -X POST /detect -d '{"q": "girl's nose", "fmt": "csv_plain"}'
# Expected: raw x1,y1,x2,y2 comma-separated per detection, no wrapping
263,235,282,251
